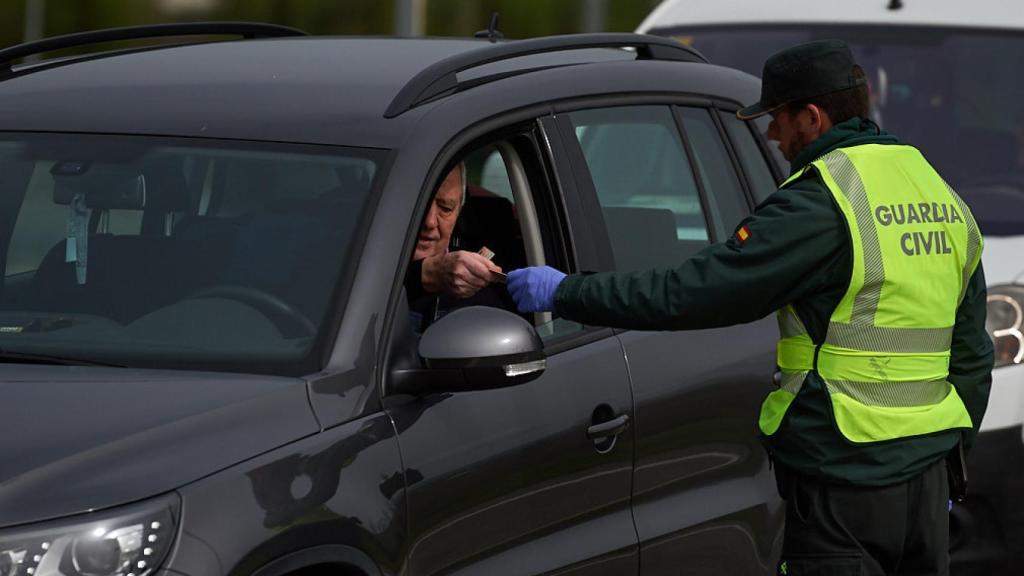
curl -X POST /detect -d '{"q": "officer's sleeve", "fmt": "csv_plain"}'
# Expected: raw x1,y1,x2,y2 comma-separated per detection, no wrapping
554,182,848,331
948,264,993,451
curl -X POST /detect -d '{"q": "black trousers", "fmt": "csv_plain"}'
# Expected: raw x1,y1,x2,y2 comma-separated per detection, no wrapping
776,459,949,576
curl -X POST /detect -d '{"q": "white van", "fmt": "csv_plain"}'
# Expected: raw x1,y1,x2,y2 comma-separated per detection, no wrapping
639,0,1024,572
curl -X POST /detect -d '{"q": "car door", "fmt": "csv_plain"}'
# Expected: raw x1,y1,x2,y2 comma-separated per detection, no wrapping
384,124,638,576
555,102,783,575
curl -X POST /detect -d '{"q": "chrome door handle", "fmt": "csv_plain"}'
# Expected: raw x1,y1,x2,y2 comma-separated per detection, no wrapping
587,414,630,439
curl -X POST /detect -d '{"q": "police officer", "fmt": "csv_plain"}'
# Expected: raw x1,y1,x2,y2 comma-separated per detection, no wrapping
507,40,992,575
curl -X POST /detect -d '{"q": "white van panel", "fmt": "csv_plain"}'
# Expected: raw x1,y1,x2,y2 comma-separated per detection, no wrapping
638,0,1024,34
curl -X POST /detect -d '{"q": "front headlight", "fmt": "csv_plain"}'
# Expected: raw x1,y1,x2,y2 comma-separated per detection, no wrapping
0,495,177,576
986,284,1024,368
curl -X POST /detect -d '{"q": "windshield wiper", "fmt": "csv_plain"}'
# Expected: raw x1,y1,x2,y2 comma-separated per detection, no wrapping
0,350,125,367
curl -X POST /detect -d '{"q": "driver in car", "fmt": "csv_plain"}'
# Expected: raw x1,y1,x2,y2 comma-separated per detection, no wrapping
405,163,508,333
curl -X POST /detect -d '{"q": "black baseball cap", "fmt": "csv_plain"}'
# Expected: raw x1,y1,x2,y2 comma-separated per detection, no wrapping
737,40,866,120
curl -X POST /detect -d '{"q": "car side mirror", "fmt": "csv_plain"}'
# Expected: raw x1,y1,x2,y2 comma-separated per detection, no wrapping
390,306,546,395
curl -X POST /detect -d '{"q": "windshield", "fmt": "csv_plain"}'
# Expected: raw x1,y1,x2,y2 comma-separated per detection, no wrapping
654,25,1024,244
0,134,383,375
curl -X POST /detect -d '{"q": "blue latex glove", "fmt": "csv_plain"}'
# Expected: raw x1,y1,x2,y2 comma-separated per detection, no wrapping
507,266,567,313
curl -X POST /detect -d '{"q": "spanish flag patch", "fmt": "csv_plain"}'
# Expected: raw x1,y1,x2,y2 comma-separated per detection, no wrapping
735,225,751,243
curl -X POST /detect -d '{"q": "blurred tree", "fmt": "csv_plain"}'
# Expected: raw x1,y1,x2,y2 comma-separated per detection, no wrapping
2,3,28,48
425,0,656,38
1,0,663,49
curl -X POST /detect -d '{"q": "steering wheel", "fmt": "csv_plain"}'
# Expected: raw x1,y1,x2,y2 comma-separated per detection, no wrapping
187,284,317,338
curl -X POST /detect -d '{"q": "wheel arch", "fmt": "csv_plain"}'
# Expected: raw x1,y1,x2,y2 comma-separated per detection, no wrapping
250,545,381,576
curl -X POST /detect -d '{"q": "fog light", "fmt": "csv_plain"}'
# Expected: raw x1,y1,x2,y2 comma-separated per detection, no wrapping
72,537,123,576
987,285,1024,368
0,551,25,576
0,495,175,576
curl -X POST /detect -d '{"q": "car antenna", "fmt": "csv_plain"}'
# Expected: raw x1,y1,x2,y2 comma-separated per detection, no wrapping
474,12,504,43
887,0,904,10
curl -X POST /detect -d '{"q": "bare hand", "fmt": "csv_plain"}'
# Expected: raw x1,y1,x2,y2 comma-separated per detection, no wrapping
422,250,503,299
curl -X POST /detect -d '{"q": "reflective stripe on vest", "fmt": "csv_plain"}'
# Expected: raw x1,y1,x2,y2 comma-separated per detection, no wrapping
759,144,982,443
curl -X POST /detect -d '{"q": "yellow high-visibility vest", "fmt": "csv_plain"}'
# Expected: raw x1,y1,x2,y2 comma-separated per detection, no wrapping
759,144,982,443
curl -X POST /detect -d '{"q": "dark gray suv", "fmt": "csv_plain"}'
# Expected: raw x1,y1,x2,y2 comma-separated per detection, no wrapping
0,23,785,576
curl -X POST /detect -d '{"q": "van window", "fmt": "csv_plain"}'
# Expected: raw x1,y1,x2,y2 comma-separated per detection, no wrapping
650,25,1024,237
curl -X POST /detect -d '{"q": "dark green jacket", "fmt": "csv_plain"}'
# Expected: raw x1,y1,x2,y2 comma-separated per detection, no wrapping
554,117,993,486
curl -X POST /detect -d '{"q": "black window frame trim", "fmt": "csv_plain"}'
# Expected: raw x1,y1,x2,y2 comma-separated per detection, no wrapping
715,103,787,188
707,104,757,210
550,112,617,273
534,115,618,353
669,105,719,243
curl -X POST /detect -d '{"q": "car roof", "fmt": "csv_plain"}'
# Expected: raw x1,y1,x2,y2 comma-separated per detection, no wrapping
0,33,748,149
0,37,490,148
637,0,1024,33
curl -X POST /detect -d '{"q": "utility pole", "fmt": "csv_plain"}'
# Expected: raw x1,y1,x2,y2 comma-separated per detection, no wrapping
22,0,45,61
23,0,44,42
582,0,606,33
395,0,427,36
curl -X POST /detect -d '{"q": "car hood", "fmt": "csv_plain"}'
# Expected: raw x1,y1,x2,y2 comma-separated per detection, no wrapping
0,364,318,528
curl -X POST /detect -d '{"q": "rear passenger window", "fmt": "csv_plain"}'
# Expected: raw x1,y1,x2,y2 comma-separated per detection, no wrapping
676,107,749,239
568,105,710,272
718,111,780,204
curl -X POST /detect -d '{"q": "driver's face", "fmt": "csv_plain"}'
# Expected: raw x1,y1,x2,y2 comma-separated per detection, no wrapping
414,167,463,261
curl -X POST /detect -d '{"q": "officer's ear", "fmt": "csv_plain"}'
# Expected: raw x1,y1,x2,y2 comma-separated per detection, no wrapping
804,104,834,137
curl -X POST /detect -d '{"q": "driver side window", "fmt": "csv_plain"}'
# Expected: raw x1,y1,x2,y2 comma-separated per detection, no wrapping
404,129,585,346
404,144,526,336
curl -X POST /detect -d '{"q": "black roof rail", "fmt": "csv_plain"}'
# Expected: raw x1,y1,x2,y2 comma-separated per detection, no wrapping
383,33,707,118
0,21,308,71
